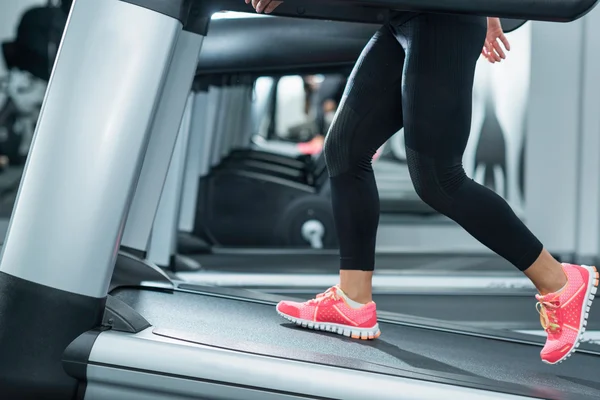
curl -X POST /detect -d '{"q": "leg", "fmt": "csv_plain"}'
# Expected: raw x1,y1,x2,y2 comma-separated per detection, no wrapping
397,14,564,293
276,24,407,340
399,14,598,364
324,25,406,303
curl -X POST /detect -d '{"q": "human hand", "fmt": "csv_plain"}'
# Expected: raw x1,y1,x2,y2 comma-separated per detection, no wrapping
482,17,510,63
246,0,283,14
323,99,338,113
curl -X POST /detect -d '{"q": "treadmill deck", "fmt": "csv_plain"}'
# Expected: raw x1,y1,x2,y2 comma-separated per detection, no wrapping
111,286,600,400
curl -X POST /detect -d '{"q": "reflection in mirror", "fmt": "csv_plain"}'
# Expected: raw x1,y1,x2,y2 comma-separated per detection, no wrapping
251,73,348,157
249,24,532,216
0,1,67,231
467,22,531,217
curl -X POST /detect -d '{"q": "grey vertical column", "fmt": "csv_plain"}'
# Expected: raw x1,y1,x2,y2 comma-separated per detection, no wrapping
232,81,254,150
221,81,244,158
120,30,204,255
0,0,181,298
148,94,198,269
179,84,222,242
178,89,209,233
525,20,584,259
200,85,224,176
0,0,181,397
176,84,222,241
575,7,600,265
211,78,233,166
173,82,248,261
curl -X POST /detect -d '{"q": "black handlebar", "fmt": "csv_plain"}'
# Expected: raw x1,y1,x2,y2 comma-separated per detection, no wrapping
217,0,598,23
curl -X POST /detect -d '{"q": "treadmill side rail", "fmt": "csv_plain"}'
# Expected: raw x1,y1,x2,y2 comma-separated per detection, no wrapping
81,328,535,400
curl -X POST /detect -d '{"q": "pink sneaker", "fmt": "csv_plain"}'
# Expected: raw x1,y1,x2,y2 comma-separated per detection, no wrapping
536,264,599,364
276,286,381,340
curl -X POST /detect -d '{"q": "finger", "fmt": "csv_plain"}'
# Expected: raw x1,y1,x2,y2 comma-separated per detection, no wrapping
481,46,491,61
484,42,495,61
499,34,511,52
252,0,263,11
488,42,501,62
257,0,270,12
492,39,506,59
245,0,250,4
252,0,260,8
264,0,283,13
482,47,494,63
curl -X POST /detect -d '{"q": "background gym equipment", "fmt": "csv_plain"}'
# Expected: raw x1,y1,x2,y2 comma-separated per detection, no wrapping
183,15,439,250
177,12,534,251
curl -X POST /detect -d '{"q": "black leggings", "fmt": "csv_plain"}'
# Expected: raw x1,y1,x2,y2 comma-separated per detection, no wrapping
324,13,543,272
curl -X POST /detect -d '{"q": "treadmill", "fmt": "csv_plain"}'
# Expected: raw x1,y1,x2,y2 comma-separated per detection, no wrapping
0,0,599,400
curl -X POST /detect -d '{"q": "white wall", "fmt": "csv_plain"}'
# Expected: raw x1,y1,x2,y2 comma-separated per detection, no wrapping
526,17,586,256
0,0,45,77
575,6,600,263
525,4,600,262
465,23,532,216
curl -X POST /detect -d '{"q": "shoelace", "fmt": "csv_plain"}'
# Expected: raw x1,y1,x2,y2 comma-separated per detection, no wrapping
536,298,560,333
307,287,339,305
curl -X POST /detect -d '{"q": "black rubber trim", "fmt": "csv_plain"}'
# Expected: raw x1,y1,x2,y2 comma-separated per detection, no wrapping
62,329,103,381
119,0,211,34
102,295,151,333
0,272,106,400
119,0,188,23
151,327,545,399
183,13,211,35
175,283,600,355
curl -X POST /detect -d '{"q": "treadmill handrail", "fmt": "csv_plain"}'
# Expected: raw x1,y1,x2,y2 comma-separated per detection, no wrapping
216,0,599,23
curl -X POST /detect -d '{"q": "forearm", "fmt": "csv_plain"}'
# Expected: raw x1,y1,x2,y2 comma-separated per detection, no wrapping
487,17,502,26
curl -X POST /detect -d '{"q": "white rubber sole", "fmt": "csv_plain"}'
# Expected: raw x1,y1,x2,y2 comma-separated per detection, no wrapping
276,308,381,340
543,265,599,365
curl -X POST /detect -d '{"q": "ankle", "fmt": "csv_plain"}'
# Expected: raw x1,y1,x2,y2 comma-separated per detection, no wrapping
338,286,372,304
339,270,373,304
537,272,568,295
524,250,568,295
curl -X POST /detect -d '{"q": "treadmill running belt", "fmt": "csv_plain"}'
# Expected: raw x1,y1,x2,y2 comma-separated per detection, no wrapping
112,287,600,400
